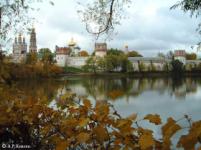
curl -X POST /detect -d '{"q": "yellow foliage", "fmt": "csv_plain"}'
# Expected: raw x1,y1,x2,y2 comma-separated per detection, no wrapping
177,120,201,150
76,132,90,143
93,125,109,142
139,130,155,150
162,117,181,149
1,84,201,150
127,113,137,121
78,118,90,127
144,114,162,125
56,140,69,150
83,99,92,109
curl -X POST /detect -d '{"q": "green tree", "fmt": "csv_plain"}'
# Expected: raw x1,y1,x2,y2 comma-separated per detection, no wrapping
107,48,124,56
26,52,37,65
127,51,142,57
171,0,201,33
171,60,185,75
139,62,146,72
38,48,54,64
82,57,98,73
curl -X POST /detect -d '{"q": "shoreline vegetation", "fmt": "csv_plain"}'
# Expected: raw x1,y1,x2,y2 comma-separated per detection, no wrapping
2,62,201,82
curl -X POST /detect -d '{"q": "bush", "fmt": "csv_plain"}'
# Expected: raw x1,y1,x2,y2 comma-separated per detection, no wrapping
171,60,184,75
63,66,84,73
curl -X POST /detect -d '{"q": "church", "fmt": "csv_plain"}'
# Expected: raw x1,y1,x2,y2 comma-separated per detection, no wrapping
12,28,37,63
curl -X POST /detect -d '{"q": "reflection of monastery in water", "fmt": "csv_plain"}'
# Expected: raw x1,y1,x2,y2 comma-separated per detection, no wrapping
55,77,200,102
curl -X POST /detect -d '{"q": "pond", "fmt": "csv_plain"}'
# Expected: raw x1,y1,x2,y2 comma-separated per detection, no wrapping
1,76,201,148
8,76,201,122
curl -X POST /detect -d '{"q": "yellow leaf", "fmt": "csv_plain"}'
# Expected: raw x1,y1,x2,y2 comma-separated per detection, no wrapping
76,132,90,143
162,117,181,149
127,113,137,121
144,114,162,125
83,99,91,109
139,130,155,150
79,118,90,128
56,140,68,150
177,120,201,150
95,102,109,120
93,125,109,142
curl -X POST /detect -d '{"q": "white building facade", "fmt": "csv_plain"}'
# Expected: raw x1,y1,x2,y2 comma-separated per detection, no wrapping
95,43,107,57
12,34,27,63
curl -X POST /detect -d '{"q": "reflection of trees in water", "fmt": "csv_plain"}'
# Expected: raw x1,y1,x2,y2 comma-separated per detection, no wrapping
64,77,201,101
171,78,199,98
65,77,134,101
0,79,62,105
82,77,134,101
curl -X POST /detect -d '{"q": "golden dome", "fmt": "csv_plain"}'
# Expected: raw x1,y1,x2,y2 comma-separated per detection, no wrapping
68,37,76,46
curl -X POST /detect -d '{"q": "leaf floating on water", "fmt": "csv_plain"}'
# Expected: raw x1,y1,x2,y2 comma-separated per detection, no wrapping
144,114,162,125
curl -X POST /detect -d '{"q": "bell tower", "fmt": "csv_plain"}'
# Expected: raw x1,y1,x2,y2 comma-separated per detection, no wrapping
29,28,37,53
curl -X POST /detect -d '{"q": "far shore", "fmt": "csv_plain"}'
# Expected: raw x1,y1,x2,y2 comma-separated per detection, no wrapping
58,71,201,78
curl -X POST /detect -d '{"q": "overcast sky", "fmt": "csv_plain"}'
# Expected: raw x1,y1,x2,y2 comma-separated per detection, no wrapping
24,0,200,56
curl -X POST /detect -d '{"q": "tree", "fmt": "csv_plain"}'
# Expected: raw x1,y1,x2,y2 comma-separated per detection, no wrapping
171,0,201,34
26,52,37,65
157,52,165,58
171,59,185,75
186,52,197,60
127,51,142,57
166,51,174,60
107,48,124,56
38,48,54,64
0,0,54,48
78,0,130,37
79,50,89,57
82,57,98,73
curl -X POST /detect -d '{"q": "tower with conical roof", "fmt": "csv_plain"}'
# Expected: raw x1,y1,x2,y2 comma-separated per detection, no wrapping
29,28,37,53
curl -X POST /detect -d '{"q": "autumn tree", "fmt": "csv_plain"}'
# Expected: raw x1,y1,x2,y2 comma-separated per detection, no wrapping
79,50,89,57
186,52,197,60
26,52,37,65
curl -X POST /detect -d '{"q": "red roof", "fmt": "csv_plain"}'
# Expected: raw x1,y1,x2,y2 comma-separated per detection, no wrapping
56,46,70,55
174,50,186,57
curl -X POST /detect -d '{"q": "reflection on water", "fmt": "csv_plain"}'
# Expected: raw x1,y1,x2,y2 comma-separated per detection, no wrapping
63,77,198,100
1,77,201,121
